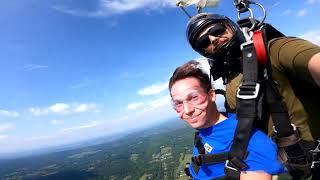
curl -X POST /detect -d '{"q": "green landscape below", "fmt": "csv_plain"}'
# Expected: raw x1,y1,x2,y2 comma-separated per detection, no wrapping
0,120,195,180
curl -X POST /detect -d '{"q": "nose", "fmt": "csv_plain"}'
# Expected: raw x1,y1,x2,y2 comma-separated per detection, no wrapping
208,35,219,45
183,101,194,115
204,35,219,53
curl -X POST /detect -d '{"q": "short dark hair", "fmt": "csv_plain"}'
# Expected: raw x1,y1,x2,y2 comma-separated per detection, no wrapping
169,60,212,93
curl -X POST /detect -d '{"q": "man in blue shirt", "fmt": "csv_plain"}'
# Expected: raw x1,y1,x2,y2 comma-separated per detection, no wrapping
168,60,284,179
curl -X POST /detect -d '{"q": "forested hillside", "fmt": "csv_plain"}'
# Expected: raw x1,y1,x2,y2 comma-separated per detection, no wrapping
0,120,194,180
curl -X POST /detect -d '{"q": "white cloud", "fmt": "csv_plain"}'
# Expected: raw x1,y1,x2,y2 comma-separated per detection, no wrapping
127,102,145,110
0,134,8,140
280,9,292,16
27,135,56,141
138,82,168,96
52,0,176,17
296,9,307,17
123,95,175,125
271,2,280,8
0,96,175,154
99,0,175,14
51,6,96,17
49,103,70,113
29,107,48,116
128,95,171,112
300,30,320,46
0,123,14,133
29,103,98,116
61,121,99,133
306,0,320,4
50,119,64,125
147,95,171,110
22,64,48,71
75,104,97,113
0,109,20,118
70,77,92,89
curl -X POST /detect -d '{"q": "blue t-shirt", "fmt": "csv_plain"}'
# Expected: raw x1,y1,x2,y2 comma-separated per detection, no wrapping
190,113,285,179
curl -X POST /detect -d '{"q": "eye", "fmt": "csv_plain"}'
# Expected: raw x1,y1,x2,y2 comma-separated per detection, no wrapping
172,100,183,106
190,94,199,102
207,24,226,37
195,35,211,49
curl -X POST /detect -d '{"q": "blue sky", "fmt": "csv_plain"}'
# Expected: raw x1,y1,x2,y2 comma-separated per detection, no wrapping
0,0,319,154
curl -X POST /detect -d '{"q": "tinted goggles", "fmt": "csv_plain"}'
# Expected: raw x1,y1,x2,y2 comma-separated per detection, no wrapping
194,24,226,50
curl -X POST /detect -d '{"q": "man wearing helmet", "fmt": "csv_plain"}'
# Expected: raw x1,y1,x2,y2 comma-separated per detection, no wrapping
186,13,320,143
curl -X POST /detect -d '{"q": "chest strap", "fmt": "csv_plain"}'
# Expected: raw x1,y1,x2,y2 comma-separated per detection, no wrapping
191,152,229,174
191,132,230,174
189,131,249,178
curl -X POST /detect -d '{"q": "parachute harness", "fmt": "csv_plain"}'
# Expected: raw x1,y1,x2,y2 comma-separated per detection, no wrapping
232,2,319,180
178,0,320,179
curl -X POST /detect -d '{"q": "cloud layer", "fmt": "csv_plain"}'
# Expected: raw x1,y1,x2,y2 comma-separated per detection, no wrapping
53,0,176,17
100,0,175,14
138,82,168,96
300,30,320,46
0,123,14,133
29,103,98,116
0,110,20,118
22,64,48,71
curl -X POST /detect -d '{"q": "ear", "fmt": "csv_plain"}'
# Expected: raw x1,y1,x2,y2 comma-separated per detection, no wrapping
208,89,216,102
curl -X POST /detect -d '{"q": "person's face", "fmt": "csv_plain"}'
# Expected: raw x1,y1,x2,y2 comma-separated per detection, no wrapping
170,77,216,129
195,23,234,54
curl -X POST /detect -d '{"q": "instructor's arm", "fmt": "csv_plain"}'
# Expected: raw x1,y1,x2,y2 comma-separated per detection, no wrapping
241,171,271,180
308,52,320,87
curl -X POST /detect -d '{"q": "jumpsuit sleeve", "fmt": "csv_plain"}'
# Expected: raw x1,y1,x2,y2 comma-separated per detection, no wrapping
269,37,320,86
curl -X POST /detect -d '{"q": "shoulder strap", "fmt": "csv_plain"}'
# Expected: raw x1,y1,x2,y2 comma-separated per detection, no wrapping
194,131,205,154
225,38,258,179
223,18,290,179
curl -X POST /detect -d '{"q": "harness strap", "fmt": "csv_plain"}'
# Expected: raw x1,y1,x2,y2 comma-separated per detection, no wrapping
253,31,267,66
191,152,229,174
265,79,294,137
194,131,206,154
224,42,259,179
191,132,230,174
276,130,300,148
215,89,225,96
253,28,315,179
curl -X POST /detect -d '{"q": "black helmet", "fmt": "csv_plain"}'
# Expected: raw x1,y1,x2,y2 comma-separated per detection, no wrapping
186,13,245,81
